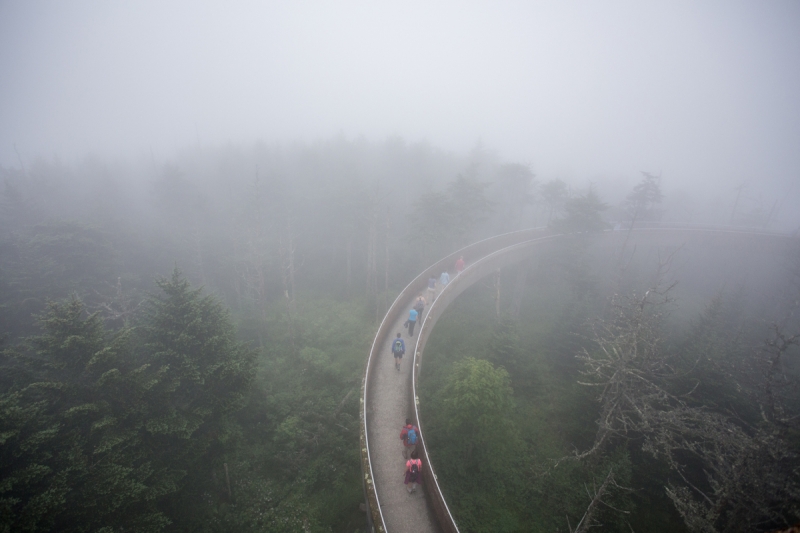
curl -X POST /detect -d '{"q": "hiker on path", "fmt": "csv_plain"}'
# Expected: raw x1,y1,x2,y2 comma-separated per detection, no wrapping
413,294,426,320
427,275,437,301
400,419,419,459
406,308,418,336
455,255,465,275
439,271,450,290
391,333,405,371
404,450,422,493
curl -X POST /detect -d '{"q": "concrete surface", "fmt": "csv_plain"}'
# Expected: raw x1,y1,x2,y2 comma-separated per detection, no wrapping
367,294,441,533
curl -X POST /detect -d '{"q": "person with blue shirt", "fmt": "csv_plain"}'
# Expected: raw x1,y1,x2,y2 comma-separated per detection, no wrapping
439,271,450,289
406,308,418,336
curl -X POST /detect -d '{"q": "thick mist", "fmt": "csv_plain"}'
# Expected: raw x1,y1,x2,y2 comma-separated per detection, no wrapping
1,3,800,533
1,1,799,226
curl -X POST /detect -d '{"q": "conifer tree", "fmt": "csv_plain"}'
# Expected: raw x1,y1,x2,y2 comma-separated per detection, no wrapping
137,269,256,519
553,188,608,233
0,297,171,532
0,272,256,532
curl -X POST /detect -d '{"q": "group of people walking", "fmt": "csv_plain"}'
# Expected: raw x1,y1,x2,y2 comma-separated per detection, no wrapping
389,258,466,494
392,257,466,370
400,419,422,493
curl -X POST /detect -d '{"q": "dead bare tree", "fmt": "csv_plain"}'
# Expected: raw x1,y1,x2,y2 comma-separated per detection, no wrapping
758,326,800,426
641,402,800,533
89,277,143,327
567,251,800,532
558,260,679,465
232,172,276,349
568,468,632,533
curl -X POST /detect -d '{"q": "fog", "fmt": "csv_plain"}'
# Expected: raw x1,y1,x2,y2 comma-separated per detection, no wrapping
1,1,799,220
3,4,800,531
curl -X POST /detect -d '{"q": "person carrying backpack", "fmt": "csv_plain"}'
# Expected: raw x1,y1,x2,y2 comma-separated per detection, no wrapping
391,333,405,371
405,308,418,337
404,450,422,494
413,294,425,320
427,275,437,301
400,418,419,459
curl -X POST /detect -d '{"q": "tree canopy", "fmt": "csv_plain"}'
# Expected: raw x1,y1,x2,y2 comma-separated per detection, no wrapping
0,271,256,533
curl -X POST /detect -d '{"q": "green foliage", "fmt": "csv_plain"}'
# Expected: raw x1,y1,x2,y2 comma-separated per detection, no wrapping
488,314,520,376
11,140,791,532
0,272,257,532
418,254,691,532
444,358,514,418
432,356,526,532
178,296,371,533
0,298,171,532
142,269,256,422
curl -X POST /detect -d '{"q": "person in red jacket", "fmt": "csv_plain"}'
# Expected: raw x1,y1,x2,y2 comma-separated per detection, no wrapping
399,418,419,459
404,450,422,494
455,255,465,275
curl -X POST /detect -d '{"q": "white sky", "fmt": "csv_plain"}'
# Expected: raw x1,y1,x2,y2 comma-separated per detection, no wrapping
1,1,799,197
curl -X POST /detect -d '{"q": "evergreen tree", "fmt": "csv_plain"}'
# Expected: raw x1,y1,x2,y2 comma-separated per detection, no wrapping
0,272,256,532
624,171,663,224
540,179,569,225
0,297,171,532
553,188,608,233
136,269,257,521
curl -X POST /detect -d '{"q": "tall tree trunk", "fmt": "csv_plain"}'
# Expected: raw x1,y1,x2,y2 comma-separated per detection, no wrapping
510,264,528,320
193,230,207,287
279,209,297,352
730,181,747,224
494,268,501,318
384,210,390,313
346,235,353,298
366,207,377,297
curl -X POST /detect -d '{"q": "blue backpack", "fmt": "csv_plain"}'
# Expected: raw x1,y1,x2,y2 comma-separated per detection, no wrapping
407,427,417,445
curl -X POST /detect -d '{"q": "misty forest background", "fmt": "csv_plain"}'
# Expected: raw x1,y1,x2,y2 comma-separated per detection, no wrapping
1,138,798,533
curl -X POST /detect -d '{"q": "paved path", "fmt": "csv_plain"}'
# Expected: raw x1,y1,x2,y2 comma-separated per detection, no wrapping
367,289,441,533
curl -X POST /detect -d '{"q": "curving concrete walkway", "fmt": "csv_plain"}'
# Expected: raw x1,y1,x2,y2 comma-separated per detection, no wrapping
362,228,552,533
367,294,441,532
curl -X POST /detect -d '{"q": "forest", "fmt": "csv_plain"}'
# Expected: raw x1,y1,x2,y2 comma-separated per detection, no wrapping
0,137,798,533
419,233,800,532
